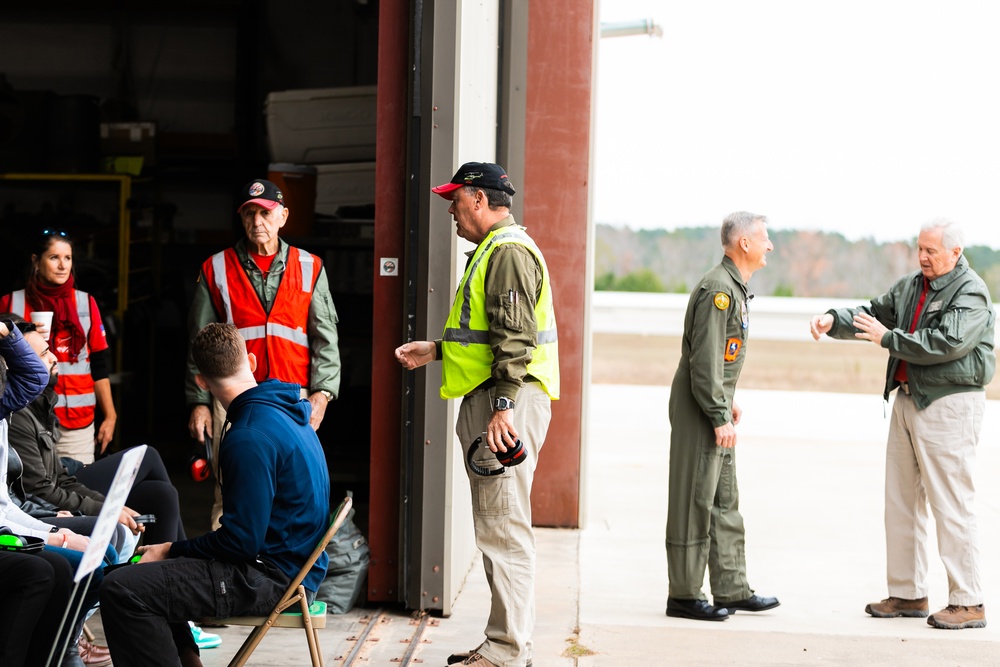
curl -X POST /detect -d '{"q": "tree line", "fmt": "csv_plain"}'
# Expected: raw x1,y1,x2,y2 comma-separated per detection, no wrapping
594,225,1000,300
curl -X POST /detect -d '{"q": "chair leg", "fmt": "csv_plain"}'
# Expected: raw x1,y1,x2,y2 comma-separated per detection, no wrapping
227,624,272,667
302,614,323,667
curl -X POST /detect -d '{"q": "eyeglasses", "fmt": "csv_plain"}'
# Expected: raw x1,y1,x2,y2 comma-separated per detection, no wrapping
41,229,70,238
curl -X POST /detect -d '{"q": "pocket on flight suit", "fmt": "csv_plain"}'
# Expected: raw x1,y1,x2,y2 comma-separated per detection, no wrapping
717,452,736,509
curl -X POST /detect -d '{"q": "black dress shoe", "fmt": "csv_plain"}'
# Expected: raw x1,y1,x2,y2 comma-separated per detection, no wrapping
666,597,729,621
715,594,780,613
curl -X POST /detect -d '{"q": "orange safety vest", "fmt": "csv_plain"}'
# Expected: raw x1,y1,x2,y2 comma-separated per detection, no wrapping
10,289,97,429
202,246,318,386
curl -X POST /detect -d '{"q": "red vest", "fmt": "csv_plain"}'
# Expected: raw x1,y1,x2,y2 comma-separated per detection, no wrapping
202,246,318,386
9,289,96,429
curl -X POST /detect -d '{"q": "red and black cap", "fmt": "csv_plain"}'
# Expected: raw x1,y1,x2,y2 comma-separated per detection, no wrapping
431,162,516,199
238,179,284,211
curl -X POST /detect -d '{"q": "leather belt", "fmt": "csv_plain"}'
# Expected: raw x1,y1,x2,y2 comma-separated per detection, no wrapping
474,375,540,392
899,382,911,395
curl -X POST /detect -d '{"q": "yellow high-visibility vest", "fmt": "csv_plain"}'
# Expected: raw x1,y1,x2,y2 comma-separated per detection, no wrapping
440,225,559,400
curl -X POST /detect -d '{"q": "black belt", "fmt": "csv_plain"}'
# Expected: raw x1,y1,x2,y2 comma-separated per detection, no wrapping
899,382,911,395
474,375,540,392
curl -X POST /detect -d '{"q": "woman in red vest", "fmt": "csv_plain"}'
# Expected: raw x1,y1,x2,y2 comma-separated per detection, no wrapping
0,229,116,464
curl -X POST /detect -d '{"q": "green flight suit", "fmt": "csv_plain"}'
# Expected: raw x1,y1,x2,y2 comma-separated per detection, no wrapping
665,255,753,602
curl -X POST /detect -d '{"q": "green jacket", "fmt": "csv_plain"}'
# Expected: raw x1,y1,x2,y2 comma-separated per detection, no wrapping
825,255,995,409
185,237,341,407
675,255,751,428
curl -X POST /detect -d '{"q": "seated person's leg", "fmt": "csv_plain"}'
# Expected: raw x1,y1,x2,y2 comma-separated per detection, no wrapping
75,446,187,543
101,558,290,666
45,515,134,560
0,551,60,666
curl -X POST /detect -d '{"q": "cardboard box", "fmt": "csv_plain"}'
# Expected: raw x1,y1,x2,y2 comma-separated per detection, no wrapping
265,87,376,164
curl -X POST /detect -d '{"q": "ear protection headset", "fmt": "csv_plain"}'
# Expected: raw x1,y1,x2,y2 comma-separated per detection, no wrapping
0,533,24,551
466,434,526,476
189,428,213,482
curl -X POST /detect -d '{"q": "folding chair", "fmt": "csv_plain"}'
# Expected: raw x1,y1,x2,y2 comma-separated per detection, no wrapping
209,496,353,667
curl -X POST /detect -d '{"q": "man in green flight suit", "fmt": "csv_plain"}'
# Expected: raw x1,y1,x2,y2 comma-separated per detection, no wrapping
665,211,779,622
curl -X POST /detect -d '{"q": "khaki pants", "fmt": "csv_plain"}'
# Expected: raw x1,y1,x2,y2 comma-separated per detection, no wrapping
456,382,550,667
885,391,984,605
57,422,96,464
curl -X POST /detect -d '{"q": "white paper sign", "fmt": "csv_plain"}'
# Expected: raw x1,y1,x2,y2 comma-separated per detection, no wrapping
74,445,147,583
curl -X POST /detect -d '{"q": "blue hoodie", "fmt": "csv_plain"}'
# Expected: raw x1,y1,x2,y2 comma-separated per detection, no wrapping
169,380,331,592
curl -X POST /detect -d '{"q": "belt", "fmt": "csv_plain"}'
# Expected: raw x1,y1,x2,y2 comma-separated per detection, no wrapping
473,375,540,392
899,382,911,395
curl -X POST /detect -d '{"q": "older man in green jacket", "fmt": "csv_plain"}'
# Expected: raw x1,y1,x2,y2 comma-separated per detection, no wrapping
810,218,994,630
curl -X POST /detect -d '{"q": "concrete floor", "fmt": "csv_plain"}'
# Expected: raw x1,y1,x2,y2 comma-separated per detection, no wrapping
93,384,1000,665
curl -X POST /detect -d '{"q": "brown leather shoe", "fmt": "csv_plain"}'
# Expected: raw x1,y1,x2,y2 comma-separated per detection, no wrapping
457,653,498,666
448,651,531,666
927,604,987,629
865,596,929,618
78,635,113,667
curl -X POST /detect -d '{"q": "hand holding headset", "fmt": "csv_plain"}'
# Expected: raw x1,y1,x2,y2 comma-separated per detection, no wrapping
466,433,527,476
190,428,213,482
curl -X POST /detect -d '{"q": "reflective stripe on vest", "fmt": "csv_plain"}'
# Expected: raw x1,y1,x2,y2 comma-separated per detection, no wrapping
204,246,316,385
10,289,97,429
440,226,559,400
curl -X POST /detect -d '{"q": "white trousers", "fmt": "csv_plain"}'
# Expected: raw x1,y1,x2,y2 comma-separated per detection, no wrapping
885,391,984,605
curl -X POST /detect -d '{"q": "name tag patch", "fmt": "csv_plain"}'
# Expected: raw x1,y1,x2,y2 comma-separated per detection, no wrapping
927,300,943,313
724,337,742,361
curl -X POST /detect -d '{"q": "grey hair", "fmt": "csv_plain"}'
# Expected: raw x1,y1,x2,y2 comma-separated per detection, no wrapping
462,185,513,210
921,218,965,251
721,211,767,249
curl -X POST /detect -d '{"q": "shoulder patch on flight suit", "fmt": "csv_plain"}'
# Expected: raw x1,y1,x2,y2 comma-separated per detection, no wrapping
713,292,730,310
724,337,742,361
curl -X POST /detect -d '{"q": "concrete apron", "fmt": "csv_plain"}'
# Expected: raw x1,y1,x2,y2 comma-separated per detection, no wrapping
90,385,1000,665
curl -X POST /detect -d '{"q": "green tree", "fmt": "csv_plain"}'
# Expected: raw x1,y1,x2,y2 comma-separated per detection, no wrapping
614,269,666,293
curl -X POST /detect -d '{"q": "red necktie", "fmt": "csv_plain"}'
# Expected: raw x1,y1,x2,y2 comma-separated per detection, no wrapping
893,277,930,383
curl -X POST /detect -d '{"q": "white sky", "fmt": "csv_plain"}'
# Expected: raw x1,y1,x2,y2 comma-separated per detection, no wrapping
594,0,1000,248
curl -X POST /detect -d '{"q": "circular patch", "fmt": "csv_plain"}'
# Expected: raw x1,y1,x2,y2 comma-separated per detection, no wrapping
713,292,730,310
249,182,265,197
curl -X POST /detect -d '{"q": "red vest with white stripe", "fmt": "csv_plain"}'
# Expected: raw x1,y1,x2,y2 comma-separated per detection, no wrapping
202,246,318,386
10,289,96,429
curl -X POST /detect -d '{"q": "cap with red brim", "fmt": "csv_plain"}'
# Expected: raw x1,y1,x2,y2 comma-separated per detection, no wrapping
431,162,516,200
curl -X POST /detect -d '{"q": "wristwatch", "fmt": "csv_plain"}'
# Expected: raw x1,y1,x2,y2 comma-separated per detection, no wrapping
317,390,333,402
493,396,515,411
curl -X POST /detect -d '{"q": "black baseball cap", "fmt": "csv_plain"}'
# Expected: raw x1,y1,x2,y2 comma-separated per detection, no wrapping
238,179,284,211
431,162,516,199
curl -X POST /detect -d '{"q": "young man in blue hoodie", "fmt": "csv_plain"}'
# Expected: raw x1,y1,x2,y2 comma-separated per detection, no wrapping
100,323,331,667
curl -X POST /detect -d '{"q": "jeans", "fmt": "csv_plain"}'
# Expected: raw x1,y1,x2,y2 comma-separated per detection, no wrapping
100,557,290,667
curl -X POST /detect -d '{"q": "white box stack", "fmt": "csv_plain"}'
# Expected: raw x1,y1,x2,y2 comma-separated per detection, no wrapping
265,86,377,164
315,162,376,217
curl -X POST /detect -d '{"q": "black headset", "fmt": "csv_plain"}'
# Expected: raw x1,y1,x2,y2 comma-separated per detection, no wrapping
466,434,527,476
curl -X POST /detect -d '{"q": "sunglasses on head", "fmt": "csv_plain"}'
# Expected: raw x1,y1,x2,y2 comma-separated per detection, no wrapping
41,228,69,238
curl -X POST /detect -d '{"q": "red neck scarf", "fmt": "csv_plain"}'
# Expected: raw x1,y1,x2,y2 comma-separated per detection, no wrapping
32,274,88,361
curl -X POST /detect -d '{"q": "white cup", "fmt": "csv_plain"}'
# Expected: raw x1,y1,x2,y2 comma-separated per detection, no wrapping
30,311,54,341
